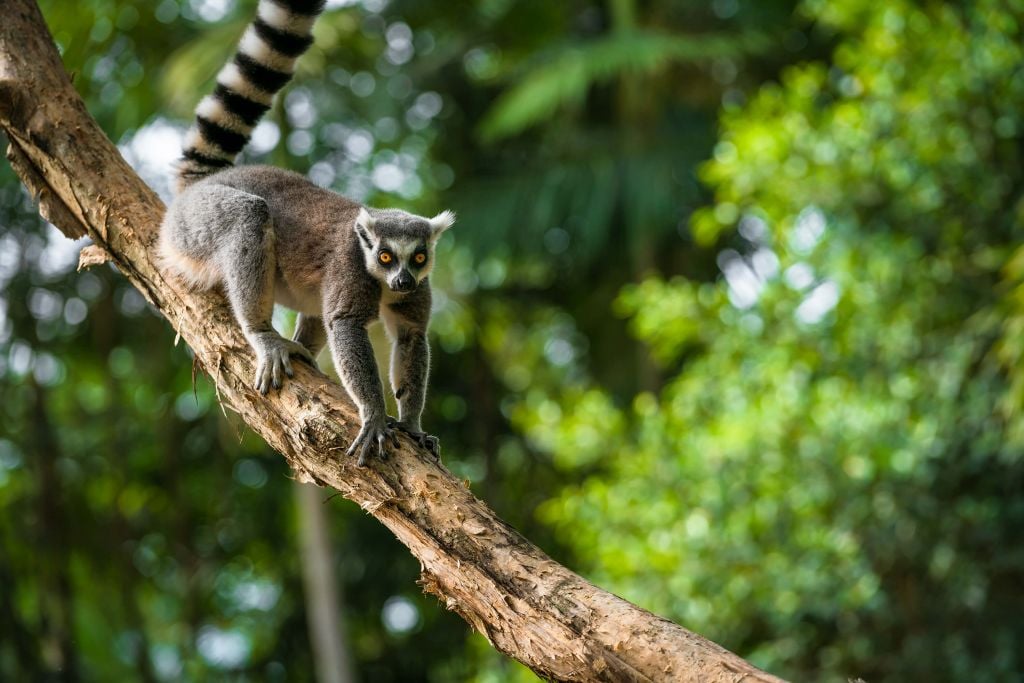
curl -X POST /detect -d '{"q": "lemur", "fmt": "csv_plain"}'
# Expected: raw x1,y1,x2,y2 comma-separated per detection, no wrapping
159,0,453,466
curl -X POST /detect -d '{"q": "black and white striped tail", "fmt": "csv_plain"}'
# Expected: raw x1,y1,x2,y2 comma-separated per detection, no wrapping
176,0,326,189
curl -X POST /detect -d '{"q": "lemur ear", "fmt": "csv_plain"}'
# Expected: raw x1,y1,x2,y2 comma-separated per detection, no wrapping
355,208,376,232
429,209,456,236
354,208,375,248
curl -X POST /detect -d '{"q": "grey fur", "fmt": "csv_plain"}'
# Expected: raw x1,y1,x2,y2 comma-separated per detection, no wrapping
293,313,326,357
160,0,454,465
161,166,454,465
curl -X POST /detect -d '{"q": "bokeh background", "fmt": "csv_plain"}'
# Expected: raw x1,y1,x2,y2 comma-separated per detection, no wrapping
2,0,1024,680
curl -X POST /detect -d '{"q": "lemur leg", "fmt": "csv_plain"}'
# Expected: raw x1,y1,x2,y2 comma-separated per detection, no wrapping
382,310,439,457
293,314,327,362
328,316,399,466
199,187,312,394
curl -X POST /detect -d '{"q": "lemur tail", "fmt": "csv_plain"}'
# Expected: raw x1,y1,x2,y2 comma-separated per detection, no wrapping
175,0,326,191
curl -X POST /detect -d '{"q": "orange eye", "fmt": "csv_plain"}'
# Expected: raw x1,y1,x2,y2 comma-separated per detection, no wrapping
378,251,393,265
414,252,427,265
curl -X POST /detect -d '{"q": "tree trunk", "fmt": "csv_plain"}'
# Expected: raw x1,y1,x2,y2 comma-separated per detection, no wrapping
296,482,358,683
0,2,785,680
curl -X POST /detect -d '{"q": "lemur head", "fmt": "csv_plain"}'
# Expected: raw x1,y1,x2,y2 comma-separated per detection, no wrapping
354,207,455,293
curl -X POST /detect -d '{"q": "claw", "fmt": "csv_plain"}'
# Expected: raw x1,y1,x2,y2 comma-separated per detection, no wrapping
358,437,373,467
346,418,396,467
421,434,440,457
251,335,315,394
386,418,441,459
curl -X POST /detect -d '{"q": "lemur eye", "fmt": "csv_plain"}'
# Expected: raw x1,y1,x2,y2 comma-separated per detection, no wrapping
414,252,427,265
378,251,393,265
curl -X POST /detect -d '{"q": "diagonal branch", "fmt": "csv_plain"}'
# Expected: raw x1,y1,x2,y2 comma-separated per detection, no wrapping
0,1,785,680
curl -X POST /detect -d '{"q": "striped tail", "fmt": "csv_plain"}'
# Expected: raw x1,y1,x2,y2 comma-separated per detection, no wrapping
176,0,326,190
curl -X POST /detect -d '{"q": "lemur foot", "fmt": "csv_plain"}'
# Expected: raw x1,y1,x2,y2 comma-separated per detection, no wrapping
347,417,400,467
386,417,441,459
253,336,314,395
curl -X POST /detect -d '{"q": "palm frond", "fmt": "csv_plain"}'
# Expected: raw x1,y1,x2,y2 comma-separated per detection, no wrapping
478,30,770,142
450,133,707,266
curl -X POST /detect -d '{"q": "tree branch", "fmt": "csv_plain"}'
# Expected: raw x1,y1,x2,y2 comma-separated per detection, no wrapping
0,2,785,680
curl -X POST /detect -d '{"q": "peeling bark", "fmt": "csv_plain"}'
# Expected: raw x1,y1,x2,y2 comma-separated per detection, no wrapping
0,1,786,680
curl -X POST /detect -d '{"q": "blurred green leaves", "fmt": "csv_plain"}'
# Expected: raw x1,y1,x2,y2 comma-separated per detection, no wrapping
512,0,1024,680
478,29,770,143
15,0,1019,681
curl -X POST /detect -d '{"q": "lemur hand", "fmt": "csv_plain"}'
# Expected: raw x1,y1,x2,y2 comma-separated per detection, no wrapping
387,416,441,459
347,415,400,467
253,334,314,395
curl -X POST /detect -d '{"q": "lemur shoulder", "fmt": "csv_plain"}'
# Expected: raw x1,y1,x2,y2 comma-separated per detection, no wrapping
159,0,453,465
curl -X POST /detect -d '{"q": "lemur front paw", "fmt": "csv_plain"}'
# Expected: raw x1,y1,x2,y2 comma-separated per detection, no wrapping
253,336,314,395
347,417,400,467
386,417,441,459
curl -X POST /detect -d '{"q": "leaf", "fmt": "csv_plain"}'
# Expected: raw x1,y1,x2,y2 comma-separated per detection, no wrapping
160,18,250,116
478,30,771,142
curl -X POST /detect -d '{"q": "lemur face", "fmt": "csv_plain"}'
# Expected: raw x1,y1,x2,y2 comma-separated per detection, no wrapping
354,208,455,293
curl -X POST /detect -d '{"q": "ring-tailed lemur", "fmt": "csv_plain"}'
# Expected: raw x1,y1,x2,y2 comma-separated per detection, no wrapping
159,0,453,465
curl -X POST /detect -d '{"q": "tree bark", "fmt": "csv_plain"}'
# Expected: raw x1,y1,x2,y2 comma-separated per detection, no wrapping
0,2,786,681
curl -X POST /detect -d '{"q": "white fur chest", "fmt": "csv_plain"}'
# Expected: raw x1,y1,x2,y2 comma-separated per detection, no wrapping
378,287,411,324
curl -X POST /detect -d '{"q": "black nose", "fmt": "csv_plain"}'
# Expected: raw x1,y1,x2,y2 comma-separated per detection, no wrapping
393,271,414,291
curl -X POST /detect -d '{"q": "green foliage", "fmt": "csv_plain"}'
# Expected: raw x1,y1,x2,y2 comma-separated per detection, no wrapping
448,0,802,265
517,1,1024,680
13,0,1018,681
478,29,770,142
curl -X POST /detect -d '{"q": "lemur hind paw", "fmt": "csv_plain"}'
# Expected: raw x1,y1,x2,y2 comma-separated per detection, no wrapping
347,418,400,467
386,417,441,459
253,336,314,395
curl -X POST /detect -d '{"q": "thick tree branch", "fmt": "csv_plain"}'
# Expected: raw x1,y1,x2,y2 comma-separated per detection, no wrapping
0,2,785,680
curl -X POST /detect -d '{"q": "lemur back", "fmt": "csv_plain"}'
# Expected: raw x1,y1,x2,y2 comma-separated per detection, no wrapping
159,0,333,290
160,0,455,466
